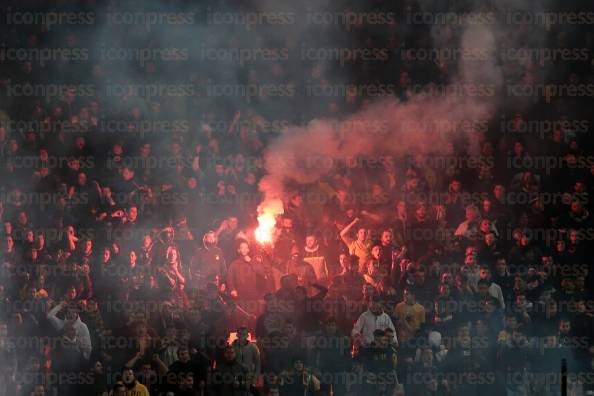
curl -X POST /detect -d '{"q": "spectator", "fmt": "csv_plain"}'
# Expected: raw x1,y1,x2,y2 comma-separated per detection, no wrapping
46,301,92,360
352,296,397,347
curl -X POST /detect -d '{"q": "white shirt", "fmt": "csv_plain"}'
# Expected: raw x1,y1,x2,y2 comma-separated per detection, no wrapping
46,304,92,360
489,282,505,309
352,310,398,346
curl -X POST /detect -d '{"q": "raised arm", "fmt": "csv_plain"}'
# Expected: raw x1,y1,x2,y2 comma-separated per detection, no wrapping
340,217,360,246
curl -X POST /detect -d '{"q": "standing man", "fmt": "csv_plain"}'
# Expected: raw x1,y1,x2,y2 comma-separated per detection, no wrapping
340,217,370,272
352,296,397,347
227,240,273,315
231,326,261,389
190,230,227,289
393,288,425,343
303,232,329,283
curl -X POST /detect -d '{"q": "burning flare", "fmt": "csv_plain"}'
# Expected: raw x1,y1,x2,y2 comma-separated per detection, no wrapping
255,199,284,244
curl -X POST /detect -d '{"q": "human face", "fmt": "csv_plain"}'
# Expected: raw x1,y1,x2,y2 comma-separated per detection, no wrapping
128,206,138,221
368,260,380,275
356,228,367,241
339,254,349,270
178,348,190,362
238,242,250,257
77,172,87,186
371,246,381,260
416,205,426,219
167,247,178,263
187,177,197,189
479,268,490,280
293,360,304,371
381,231,392,245
122,369,135,385
494,185,505,200
204,232,216,245
369,301,382,315
122,167,134,181
404,289,414,304
238,329,248,342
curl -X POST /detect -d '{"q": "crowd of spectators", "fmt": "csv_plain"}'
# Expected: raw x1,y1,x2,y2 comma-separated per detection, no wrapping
0,0,593,395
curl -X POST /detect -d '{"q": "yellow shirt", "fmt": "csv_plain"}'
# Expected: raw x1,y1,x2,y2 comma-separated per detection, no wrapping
348,240,370,272
393,302,425,342
126,383,150,396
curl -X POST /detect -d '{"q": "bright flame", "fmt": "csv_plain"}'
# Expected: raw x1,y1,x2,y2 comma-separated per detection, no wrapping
255,198,284,245
255,213,275,244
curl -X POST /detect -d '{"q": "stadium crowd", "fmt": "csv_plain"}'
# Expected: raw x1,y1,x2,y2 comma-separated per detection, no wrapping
0,0,593,395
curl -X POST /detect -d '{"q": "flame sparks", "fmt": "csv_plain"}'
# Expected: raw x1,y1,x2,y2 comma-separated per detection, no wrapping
255,199,284,245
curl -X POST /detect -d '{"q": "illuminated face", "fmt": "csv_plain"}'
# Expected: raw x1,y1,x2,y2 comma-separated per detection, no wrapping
381,231,392,245
238,242,250,257
305,235,317,249
416,205,426,218
128,207,138,221
291,194,303,207
281,218,293,229
167,247,178,263
450,180,461,192
569,230,578,244
36,148,48,163
339,254,350,271
465,207,478,221
356,228,367,241
122,167,134,181
368,260,380,275
479,268,490,280
245,173,256,185
559,321,570,334
69,159,80,171
6,236,14,250
464,255,475,266
204,232,217,245
67,287,77,300
494,185,505,200
371,246,381,259
439,284,450,296
187,177,197,189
